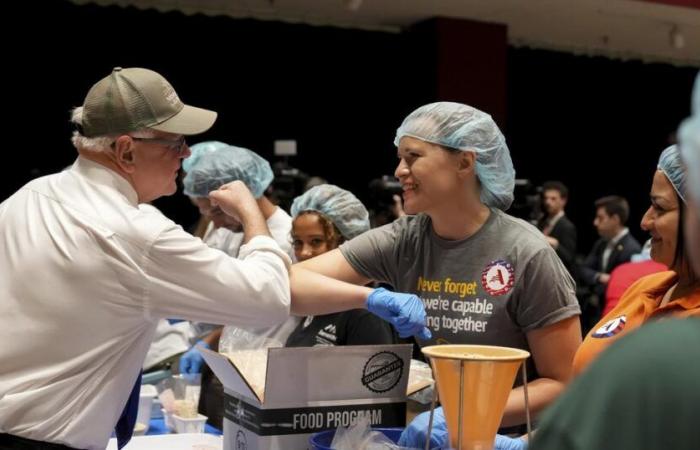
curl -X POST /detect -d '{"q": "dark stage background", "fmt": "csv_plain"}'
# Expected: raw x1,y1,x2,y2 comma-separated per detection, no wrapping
5,0,697,253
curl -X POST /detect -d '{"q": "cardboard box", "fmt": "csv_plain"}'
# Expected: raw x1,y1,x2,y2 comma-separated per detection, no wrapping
201,344,417,450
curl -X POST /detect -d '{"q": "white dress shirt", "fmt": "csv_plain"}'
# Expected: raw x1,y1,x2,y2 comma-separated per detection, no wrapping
542,210,564,236
200,206,301,345
142,319,195,370
228,206,301,343
0,157,291,449
601,227,629,271
202,206,293,260
139,204,195,371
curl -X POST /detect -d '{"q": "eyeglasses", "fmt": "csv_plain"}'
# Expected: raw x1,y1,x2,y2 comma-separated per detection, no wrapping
130,136,188,153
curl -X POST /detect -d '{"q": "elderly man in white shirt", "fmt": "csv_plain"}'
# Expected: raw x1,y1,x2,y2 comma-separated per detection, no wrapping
0,67,429,450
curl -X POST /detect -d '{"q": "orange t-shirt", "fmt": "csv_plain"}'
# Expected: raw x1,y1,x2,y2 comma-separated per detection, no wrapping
573,271,700,376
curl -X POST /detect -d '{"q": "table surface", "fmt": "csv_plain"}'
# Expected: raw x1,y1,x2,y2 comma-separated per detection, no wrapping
106,418,223,449
106,433,223,450
146,418,222,436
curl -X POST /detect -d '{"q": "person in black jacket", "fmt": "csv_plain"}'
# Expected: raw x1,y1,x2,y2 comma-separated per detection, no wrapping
579,195,641,328
538,181,577,279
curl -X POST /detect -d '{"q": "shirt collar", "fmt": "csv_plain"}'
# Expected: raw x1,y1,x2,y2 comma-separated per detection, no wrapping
609,227,629,247
72,157,139,206
642,272,700,311
547,211,565,227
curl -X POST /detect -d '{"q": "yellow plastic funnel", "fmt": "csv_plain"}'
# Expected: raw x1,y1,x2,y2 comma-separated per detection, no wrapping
422,345,530,450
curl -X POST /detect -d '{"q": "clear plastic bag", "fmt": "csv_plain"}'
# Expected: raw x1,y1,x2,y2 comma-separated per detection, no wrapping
407,359,435,404
218,326,282,401
330,416,420,450
157,373,201,418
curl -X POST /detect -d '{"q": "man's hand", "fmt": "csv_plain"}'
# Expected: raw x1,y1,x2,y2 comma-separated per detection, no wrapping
209,181,259,223
209,181,270,242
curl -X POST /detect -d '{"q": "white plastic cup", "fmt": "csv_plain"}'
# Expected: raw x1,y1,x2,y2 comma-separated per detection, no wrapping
162,408,175,432
172,413,208,434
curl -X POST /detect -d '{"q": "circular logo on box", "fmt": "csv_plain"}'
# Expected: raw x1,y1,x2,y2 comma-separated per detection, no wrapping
362,351,404,393
481,259,515,296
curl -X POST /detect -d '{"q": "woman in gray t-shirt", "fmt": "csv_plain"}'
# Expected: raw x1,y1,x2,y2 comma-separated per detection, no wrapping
290,102,581,441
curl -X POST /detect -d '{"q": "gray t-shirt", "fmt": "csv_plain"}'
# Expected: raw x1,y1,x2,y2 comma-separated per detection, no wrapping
340,209,580,380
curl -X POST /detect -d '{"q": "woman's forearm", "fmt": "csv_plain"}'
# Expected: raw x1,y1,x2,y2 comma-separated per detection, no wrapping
500,377,565,427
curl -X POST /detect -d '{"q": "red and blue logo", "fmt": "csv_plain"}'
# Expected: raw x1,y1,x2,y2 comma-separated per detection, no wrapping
481,260,515,296
592,315,627,338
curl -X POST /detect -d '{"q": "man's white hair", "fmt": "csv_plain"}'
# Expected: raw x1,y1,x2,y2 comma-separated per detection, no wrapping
70,107,155,152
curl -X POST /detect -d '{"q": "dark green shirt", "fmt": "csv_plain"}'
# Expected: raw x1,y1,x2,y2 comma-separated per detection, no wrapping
531,318,700,450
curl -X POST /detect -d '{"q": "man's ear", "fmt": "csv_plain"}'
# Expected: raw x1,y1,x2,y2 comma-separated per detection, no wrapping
113,135,136,174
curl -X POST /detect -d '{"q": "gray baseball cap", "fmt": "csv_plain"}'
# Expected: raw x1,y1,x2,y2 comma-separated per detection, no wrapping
80,67,217,137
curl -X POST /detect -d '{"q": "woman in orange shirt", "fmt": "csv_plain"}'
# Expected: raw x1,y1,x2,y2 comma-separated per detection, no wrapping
493,143,700,450
572,144,700,375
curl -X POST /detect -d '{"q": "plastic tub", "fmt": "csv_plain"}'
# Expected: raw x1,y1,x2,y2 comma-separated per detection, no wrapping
172,413,208,434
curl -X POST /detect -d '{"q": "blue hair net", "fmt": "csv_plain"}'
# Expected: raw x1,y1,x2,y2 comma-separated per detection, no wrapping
291,184,370,239
393,102,515,211
658,145,687,204
679,73,700,208
183,142,273,198
182,140,227,173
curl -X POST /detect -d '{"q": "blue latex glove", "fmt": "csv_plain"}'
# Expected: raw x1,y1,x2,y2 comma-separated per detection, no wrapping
178,340,209,374
495,434,528,450
398,407,447,449
366,288,431,340
398,408,527,450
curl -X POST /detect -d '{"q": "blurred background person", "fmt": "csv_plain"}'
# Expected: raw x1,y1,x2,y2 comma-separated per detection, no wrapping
579,195,641,331
537,181,577,279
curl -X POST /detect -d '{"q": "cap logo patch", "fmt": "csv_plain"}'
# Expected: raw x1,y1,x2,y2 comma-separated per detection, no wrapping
160,79,181,107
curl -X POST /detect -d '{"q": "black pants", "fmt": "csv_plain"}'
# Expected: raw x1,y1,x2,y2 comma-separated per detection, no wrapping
0,434,80,450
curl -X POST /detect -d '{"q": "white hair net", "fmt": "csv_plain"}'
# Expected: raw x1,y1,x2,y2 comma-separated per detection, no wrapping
291,184,370,239
393,102,515,210
183,142,273,198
